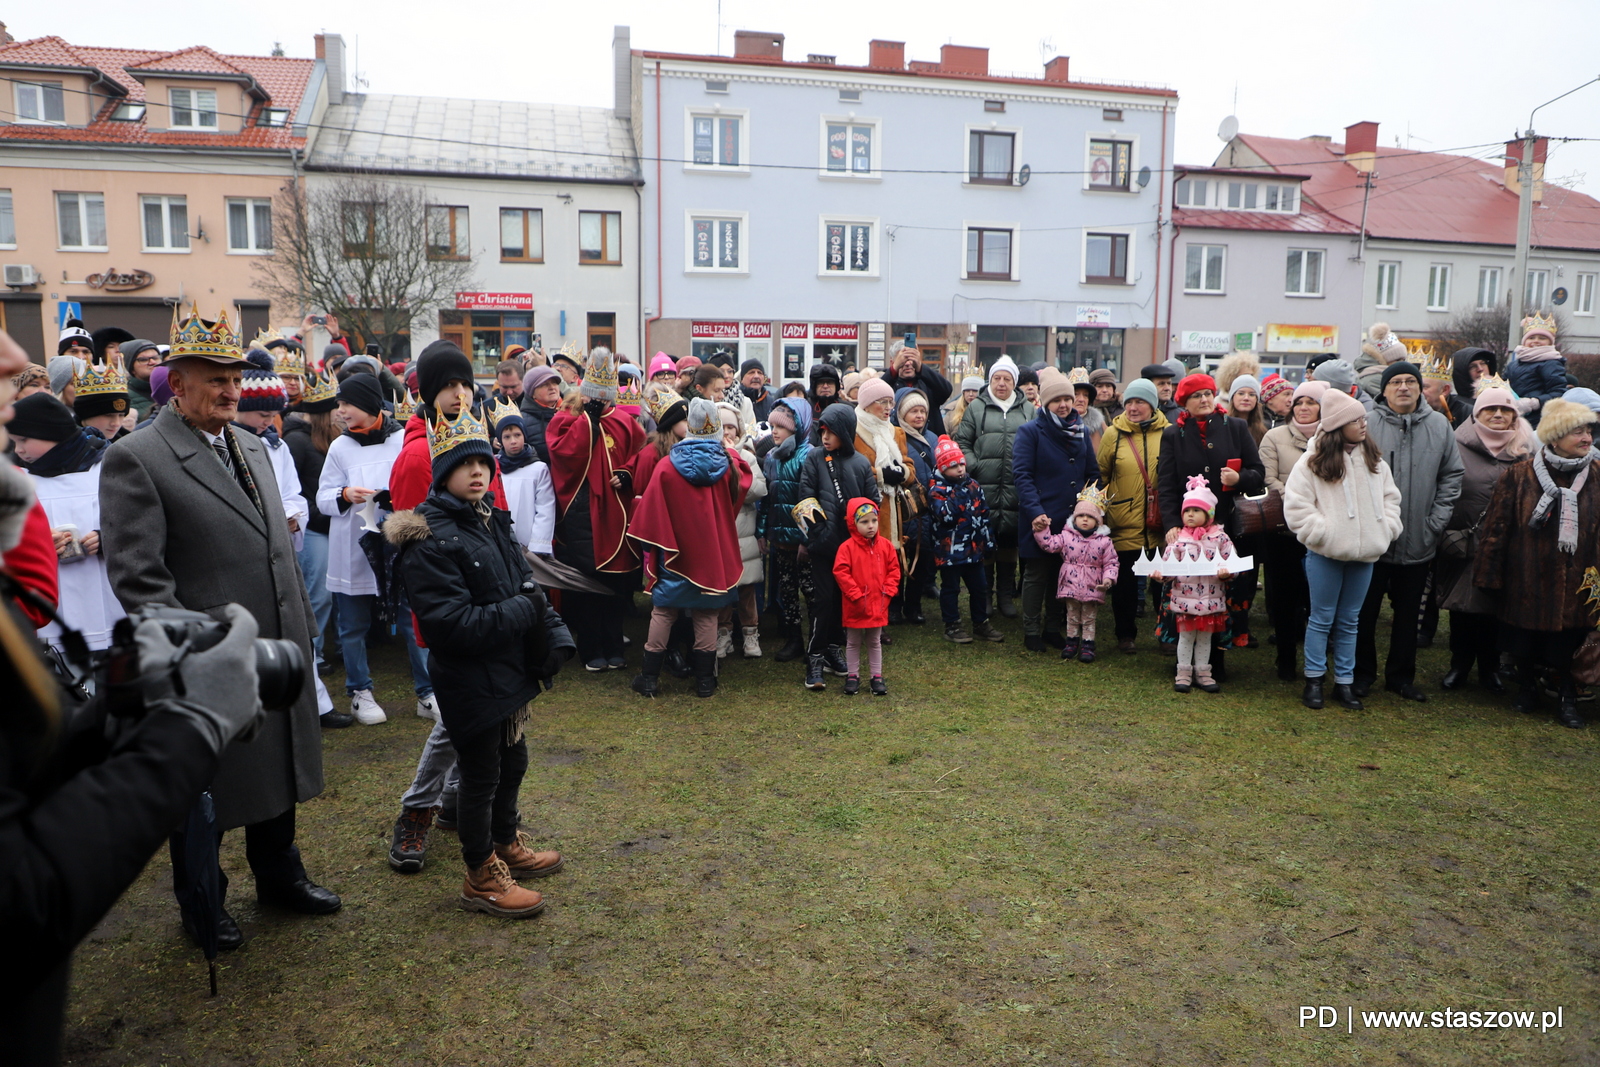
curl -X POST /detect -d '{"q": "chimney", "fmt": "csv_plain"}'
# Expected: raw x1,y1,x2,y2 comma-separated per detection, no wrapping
1043,55,1071,82
868,39,904,70
315,33,346,105
613,25,631,123
733,30,784,60
1342,120,1378,173
0,22,14,46
1504,137,1548,203
939,44,989,76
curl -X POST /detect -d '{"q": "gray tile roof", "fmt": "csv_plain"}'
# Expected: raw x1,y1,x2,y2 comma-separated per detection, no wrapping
306,93,639,181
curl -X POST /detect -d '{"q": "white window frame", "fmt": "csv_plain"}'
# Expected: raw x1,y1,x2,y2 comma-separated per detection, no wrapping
817,215,879,278
1426,263,1452,312
1262,184,1299,213
817,115,881,180
169,87,219,130
1081,227,1136,285
1525,268,1550,310
683,107,749,173
684,210,749,274
1285,248,1325,297
1575,272,1597,317
56,192,107,251
140,194,190,253
1375,261,1400,309
1183,243,1225,294
961,221,1019,282
15,80,65,124
1082,131,1139,193
964,125,1023,187
1173,178,1209,208
0,190,15,249
1476,266,1502,311
225,197,273,254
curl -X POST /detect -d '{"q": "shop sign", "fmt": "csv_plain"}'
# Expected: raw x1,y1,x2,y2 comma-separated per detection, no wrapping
742,322,772,338
1264,323,1339,353
692,321,739,339
456,291,533,311
781,323,810,339
1179,330,1232,354
85,266,154,291
813,322,858,341
1075,304,1112,327
1233,331,1255,352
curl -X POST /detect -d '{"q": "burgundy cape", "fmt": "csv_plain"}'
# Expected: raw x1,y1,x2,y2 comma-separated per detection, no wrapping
629,446,751,598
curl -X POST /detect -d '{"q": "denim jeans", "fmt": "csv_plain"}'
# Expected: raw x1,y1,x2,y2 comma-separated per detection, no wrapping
333,591,432,696
297,530,333,658
1302,552,1374,684
399,719,460,813
938,562,989,628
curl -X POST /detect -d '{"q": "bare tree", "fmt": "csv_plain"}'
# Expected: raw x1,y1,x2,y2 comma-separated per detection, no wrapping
1431,307,1511,359
253,176,477,361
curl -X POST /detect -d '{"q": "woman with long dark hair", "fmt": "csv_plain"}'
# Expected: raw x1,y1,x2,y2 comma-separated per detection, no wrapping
1257,380,1325,678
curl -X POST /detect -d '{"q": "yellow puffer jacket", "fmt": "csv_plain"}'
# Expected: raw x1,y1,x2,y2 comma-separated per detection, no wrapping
1095,409,1170,552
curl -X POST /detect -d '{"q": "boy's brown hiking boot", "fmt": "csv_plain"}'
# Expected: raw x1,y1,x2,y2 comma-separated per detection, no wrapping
460,855,546,918
494,831,564,879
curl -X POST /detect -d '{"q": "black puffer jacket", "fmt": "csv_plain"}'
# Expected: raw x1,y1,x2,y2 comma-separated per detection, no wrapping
283,419,331,535
1451,347,1496,401
797,404,880,553
880,363,954,436
388,494,575,741
517,397,558,464
1158,412,1265,536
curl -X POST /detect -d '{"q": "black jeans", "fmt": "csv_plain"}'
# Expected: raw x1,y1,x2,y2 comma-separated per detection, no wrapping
1260,534,1309,661
938,562,989,628
1355,560,1431,687
1110,549,1147,641
1448,610,1500,679
170,804,305,904
453,725,530,870
807,547,844,655
564,571,633,663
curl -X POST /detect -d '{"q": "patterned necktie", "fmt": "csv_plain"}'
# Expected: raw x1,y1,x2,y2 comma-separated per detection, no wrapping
213,440,232,471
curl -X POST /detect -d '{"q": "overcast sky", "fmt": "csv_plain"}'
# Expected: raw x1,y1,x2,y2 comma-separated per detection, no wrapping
27,0,1600,195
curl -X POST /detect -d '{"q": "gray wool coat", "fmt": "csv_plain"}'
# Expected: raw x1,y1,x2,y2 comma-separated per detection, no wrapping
99,404,324,830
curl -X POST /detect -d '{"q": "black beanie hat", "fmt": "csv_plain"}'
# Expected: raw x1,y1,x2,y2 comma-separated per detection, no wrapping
1380,361,1422,393
337,372,385,417
1305,352,1338,375
10,392,80,442
91,325,135,355
416,339,477,405
809,362,842,386
739,357,765,379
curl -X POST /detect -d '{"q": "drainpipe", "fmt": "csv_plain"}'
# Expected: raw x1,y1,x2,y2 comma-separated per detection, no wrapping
644,60,664,355
1164,216,1181,361
1151,100,1170,365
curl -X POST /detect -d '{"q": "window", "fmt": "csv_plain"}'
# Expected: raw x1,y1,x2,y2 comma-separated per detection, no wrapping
169,88,219,130
227,198,272,252
579,210,622,265
1174,179,1208,208
16,81,65,124
975,325,1047,368
1184,244,1225,293
56,192,107,250
686,212,747,273
1085,232,1130,284
1576,272,1597,316
688,111,745,168
110,102,145,121
820,217,876,276
426,206,469,260
968,130,1015,184
1262,185,1298,212
141,195,189,251
1375,261,1400,308
499,208,543,262
0,190,14,248
1285,249,1325,296
704,80,729,94
984,100,1006,113
838,89,861,104
1426,263,1452,311
1102,108,1123,122
965,227,1013,280
258,108,288,127
342,201,378,257
822,119,877,177
441,309,533,372
1476,266,1502,310
587,312,616,352
1525,268,1549,311
1227,181,1260,209
1087,139,1132,190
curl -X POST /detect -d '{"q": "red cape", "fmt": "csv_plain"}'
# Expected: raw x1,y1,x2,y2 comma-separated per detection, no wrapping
628,445,750,595
547,408,644,573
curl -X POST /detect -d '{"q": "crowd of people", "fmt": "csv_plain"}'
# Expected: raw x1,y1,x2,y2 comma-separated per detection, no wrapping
5,308,1600,949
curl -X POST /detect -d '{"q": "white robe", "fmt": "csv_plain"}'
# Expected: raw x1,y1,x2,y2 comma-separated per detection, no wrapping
316,430,405,597
501,460,556,554
33,465,126,650
262,432,310,553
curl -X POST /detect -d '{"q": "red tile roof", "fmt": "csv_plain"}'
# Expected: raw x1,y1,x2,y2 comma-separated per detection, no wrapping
1174,204,1361,236
0,36,312,150
1233,133,1600,252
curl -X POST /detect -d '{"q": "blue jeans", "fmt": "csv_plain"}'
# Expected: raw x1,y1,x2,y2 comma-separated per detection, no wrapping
1302,553,1374,685
297,530,333,658
939,562,989,628
333,591,432,697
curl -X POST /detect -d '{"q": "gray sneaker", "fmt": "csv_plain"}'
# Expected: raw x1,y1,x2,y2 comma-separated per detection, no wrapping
972,619,1006,643
943,624,974,644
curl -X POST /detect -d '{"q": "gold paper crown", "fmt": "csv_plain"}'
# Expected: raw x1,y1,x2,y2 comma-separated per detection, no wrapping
253,325,284,349
488,396,521,429
646,387,686,424
169,306,243,362
618,374,643,406
73,352,129,398
1474,374,1513,398
273,339,306,378
1076,481,1111,514
1066,366,1091,386
428,402,490,463
1421,347,1454,383
1521,311,1558,339
685,399,721,438
395,390,419,422
301,368,337,404
584,349,618,393
559,339,584,360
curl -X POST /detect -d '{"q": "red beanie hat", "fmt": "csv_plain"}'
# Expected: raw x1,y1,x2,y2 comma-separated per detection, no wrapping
1175,372,1218,408
934,434,964,472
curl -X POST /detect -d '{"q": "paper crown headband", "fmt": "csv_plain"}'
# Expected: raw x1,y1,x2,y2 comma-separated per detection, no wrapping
300,368,337,404
1521,311,1557,339
73,352,128,397
169,306,244,362
428,402,491,463
488,396,521,429
1066,366,1091,386
1421,347,1453,383
394,390,419,422
1076,481,1111,514
646,387,686,425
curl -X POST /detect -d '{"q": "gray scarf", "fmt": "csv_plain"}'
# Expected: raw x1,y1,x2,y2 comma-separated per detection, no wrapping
1529,446,1596,555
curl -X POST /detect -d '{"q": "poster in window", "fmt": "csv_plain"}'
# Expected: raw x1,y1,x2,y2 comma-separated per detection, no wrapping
826,124,847,171
693,117,713,165
718,117,739,166
850,224,870,272
825,224,845,271
852,126,872,172
783,343,805,378
1113,142,1131,188
718,220,740,269
1088,140,1114,186
692,218,714,268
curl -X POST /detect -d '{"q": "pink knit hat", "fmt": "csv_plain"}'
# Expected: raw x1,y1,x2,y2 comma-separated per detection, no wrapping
647,352,676,379
1180,474,1217,518
1473,386,1518,416
855,376,895,410
1318,388,1366,432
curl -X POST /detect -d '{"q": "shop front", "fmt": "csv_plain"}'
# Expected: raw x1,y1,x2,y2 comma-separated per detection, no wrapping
1257,323,1339,384
690,321,771,374
686,321,861,381
441,292,535,374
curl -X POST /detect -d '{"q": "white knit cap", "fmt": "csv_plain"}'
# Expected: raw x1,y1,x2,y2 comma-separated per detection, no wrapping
988,355,1019,384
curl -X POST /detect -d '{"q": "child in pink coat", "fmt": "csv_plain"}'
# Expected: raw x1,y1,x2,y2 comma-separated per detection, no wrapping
1030,484,1119,662
1151,475,1236,694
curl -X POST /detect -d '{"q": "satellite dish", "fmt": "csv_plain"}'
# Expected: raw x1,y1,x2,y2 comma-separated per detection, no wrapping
1217,115,1240,142
1136,166,1152,188
1018,164,1031,186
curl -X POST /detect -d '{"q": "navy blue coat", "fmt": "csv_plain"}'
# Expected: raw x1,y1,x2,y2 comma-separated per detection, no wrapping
1012,411,1100,558
1506,353,1569,426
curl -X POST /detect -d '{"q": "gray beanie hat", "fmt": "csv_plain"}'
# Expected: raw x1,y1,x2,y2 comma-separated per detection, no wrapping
48,356,83,395
1313,358,1358,395
960,375,983,392
1161,358,1187,379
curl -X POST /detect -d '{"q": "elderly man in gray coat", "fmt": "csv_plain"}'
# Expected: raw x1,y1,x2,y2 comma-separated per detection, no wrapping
100,310,339,951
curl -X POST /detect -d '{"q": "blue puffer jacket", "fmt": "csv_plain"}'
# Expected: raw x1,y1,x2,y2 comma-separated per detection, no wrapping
759,398,813,546
927,472,993,567
1506,350,1569,426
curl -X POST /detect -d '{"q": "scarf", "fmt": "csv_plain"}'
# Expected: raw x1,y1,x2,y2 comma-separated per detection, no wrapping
992,390,1017,414
343,415,399,446
1513,344,1561,364
1176,409,1213,450
498,443,539,474
1044,408,1085,439
237,420,280,449
27,429,105,478
174,404,266,518
1530,446,1593,555
855,407,903,476
1470,419,1531,460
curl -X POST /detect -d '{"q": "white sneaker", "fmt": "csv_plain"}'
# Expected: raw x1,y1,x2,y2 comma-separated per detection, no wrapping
716,627,733,660
416,694,440,721
351,689,386,725
741,626,762,658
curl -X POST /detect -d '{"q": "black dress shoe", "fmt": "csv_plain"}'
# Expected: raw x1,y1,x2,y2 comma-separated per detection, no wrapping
1350,680,1372,699
1440,667,1468,690
1301,678,1325,710
183,908,244,952
1480,671,1506,694
1024,634,1045,653
257,878,342,915
1557,701,1588,729
320,710,354,729
1385,682,1429,703
1330,684,1364,710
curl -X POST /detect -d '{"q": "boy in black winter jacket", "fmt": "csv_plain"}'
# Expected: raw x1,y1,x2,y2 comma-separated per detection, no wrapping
387,402,575,919
794,403,880,690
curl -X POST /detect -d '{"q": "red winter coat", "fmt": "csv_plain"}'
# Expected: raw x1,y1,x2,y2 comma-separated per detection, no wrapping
832,497,902,628
3,495,59,627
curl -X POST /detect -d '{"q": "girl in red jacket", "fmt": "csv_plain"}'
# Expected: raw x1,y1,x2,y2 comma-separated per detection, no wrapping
832,497,901,696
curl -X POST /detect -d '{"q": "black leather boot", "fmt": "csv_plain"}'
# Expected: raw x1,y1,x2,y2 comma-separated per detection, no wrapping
773,624,804,663
630,651,664,698
1211,648,1228,684
1301,676,1325,710
692,649,718,698
1330,683,1364,711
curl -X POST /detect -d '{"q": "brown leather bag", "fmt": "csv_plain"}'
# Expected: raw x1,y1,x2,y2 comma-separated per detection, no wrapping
1233,489,1288,537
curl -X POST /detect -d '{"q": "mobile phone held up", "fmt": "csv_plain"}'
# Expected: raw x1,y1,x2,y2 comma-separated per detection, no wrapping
310,315,327,326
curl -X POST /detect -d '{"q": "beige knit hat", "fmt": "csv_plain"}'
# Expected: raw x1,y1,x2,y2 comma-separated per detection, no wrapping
1536,397,1598,446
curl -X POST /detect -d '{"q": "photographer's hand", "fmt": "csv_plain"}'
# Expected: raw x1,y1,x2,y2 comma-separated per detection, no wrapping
135,604,265,754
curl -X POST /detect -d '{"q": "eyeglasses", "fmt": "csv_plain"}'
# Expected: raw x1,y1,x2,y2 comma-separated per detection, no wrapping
133,354,161,366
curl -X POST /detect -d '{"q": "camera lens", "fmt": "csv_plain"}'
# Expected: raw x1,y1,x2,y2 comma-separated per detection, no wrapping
254,638,306,710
